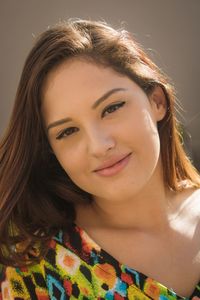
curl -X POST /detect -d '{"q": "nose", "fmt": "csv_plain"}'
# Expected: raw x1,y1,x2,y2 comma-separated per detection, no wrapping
86,126,116,158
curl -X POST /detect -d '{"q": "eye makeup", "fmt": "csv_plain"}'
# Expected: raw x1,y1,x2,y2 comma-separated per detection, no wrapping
54,97,127,141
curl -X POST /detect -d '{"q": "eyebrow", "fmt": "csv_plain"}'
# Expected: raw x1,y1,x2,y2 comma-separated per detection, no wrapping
46,87,127,132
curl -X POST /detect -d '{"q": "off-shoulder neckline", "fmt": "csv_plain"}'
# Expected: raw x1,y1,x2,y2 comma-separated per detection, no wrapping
62,223,199,299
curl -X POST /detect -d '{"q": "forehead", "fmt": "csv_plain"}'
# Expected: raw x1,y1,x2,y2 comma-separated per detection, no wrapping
43,59,128,97
41,59,143,122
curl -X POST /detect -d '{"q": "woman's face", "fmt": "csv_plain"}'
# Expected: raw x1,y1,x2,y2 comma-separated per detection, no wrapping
42,59,166,202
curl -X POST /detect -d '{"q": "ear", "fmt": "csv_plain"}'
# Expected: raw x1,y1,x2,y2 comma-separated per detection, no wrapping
149,86,167,121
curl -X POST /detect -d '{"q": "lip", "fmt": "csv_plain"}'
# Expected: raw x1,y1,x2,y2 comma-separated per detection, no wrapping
93,153,132,177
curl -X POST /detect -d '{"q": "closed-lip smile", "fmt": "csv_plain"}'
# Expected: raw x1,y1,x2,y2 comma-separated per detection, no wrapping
93,153,132,176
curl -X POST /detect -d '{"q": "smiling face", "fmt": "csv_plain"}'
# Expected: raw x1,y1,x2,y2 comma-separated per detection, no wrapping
42,59,166,202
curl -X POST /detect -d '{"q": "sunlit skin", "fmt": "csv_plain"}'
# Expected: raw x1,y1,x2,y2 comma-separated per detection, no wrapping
42,59,166,211
42,59,200,297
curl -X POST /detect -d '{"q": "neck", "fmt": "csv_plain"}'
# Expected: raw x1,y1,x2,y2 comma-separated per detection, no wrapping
93,184,174,232
75,159,180,233
76,176,177,234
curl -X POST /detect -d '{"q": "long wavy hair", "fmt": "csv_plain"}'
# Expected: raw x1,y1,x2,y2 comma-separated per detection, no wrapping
0,19,200,266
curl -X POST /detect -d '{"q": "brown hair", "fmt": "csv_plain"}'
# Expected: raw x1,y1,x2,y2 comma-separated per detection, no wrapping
0,19,199,266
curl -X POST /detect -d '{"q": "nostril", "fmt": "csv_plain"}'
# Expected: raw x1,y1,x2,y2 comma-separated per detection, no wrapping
86,130,116,157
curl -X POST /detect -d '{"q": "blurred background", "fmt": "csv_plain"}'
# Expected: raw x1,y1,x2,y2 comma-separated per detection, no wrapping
0,0,199,169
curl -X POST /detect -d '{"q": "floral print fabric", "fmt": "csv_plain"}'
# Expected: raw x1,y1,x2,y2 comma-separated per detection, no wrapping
0,223,200,299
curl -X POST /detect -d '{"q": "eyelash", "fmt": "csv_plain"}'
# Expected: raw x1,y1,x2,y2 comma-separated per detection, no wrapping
101,101,125,117
56,127,78,140
56,101,126,140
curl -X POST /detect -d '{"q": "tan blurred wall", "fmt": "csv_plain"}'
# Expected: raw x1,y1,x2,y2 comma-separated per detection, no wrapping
0,0,199,169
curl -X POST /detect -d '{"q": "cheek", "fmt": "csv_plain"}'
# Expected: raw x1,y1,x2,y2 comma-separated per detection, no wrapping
143,113,161,155
51,142,76,172
124,111,161,172
120,110,160,149
54,145,90,187
65,163,93,194
56,150,82,175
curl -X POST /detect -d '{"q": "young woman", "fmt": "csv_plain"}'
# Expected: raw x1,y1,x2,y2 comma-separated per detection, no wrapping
0,19,200,300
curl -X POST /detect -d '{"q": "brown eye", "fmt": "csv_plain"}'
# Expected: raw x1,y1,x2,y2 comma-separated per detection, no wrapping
56,127,79,140
102,101,126,118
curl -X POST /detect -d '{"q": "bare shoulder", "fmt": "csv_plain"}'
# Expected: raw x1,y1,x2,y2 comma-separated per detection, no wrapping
169,186,200,242
179,187,200,218
174,187,200,245
171,187,200,283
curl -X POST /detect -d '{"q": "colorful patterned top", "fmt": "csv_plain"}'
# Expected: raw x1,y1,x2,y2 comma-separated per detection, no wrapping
0,223,200,299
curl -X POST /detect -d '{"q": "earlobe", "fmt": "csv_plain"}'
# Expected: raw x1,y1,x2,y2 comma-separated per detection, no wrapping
149,86,167,121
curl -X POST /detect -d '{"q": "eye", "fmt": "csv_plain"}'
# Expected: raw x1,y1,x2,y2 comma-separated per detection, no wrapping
56,127,79,140
102,101,126,118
